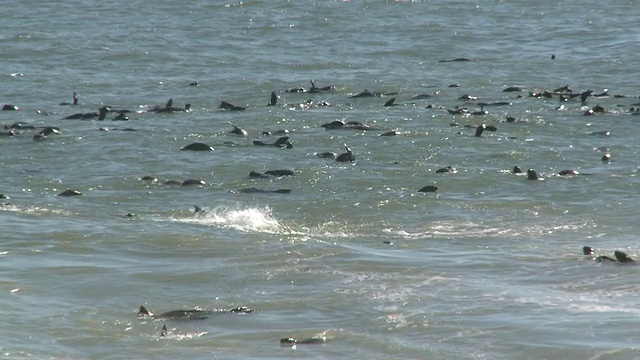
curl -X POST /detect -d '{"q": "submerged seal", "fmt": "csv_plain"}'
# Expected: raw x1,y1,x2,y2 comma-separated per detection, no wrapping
59,92,78,106
181,143,214,151
526,169,539,180
219,101,245,111
280,337,327,346
253,136,293,149
58,189,82,196
153,99,191,113
418,185,438,192
231,188,292,194
138,305,254,320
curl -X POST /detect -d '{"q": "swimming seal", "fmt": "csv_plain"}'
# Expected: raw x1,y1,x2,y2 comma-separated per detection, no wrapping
435,166,456,174
336,144,355,163
474,124,497,137
63,106,110,120
231,188,292,194
228,122,248,137
181,143,214,151
320,120,381,131
219,101,245,111
418,185,438,192
58,189,82,196
253,136,293,149
280,337,327,346
557,169,580,176
153,99,191,113
138,305,255,320
250,169,295,178
315,152,337,160
181,179,206,186
309,79,336,93
268,91,278,106
59,92,78,106
583,246,636,264
526,169,539,180
438,58,471,63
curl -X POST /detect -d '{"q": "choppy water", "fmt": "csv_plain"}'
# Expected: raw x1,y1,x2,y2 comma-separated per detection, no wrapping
2,1,640,359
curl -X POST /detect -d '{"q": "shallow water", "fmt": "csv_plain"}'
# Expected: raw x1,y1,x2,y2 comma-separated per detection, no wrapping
2,1,640,359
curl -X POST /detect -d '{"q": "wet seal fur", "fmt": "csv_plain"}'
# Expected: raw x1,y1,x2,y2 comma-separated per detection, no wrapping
138,305,255,320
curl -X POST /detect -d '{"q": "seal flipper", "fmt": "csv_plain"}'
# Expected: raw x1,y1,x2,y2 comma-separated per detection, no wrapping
274,136,292,148
384,98,397,107
139,305,154,318
160,325,168,337
269,91,277,106
595,255,617,263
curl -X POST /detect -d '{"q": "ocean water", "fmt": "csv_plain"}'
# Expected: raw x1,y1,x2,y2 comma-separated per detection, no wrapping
2,1,640,359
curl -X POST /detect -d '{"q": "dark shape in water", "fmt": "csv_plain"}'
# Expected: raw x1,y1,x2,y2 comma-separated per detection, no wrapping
336,144,355,163
59,92,78,106
58,189,82,196
181,143,214,151
219,100,245,111
138,305,254,320
253,136,292,149
418,185,438,193
228,122,248,136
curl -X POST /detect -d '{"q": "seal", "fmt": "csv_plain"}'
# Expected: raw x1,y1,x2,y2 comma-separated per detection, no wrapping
438,58,471,63
583,246,636,264
63,106,110,120
138,305,254,320
268,91,278,106
315,152,337,160
380,130,400,136
231,188,292,194
219,101,245,111
181,179,206,186
280,337,327,346
418,185,438,192
4,122,35,130
512,166,523,174
181,143,214,151
320,120,381,131
59,92,78,106
250,169,295,178
411,91,439,100
154,99,191,113
309,79,336,93
253,136,293,149
58,189,82,196
436,166,456,174
474,124,497,137
557,169,580,176
228,122,248,137
336,144,355,163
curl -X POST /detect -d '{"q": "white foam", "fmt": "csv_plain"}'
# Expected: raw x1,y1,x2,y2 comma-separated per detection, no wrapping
173,205,281,233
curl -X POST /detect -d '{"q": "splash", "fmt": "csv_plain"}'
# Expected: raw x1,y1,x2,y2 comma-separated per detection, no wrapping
174,205,281,233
